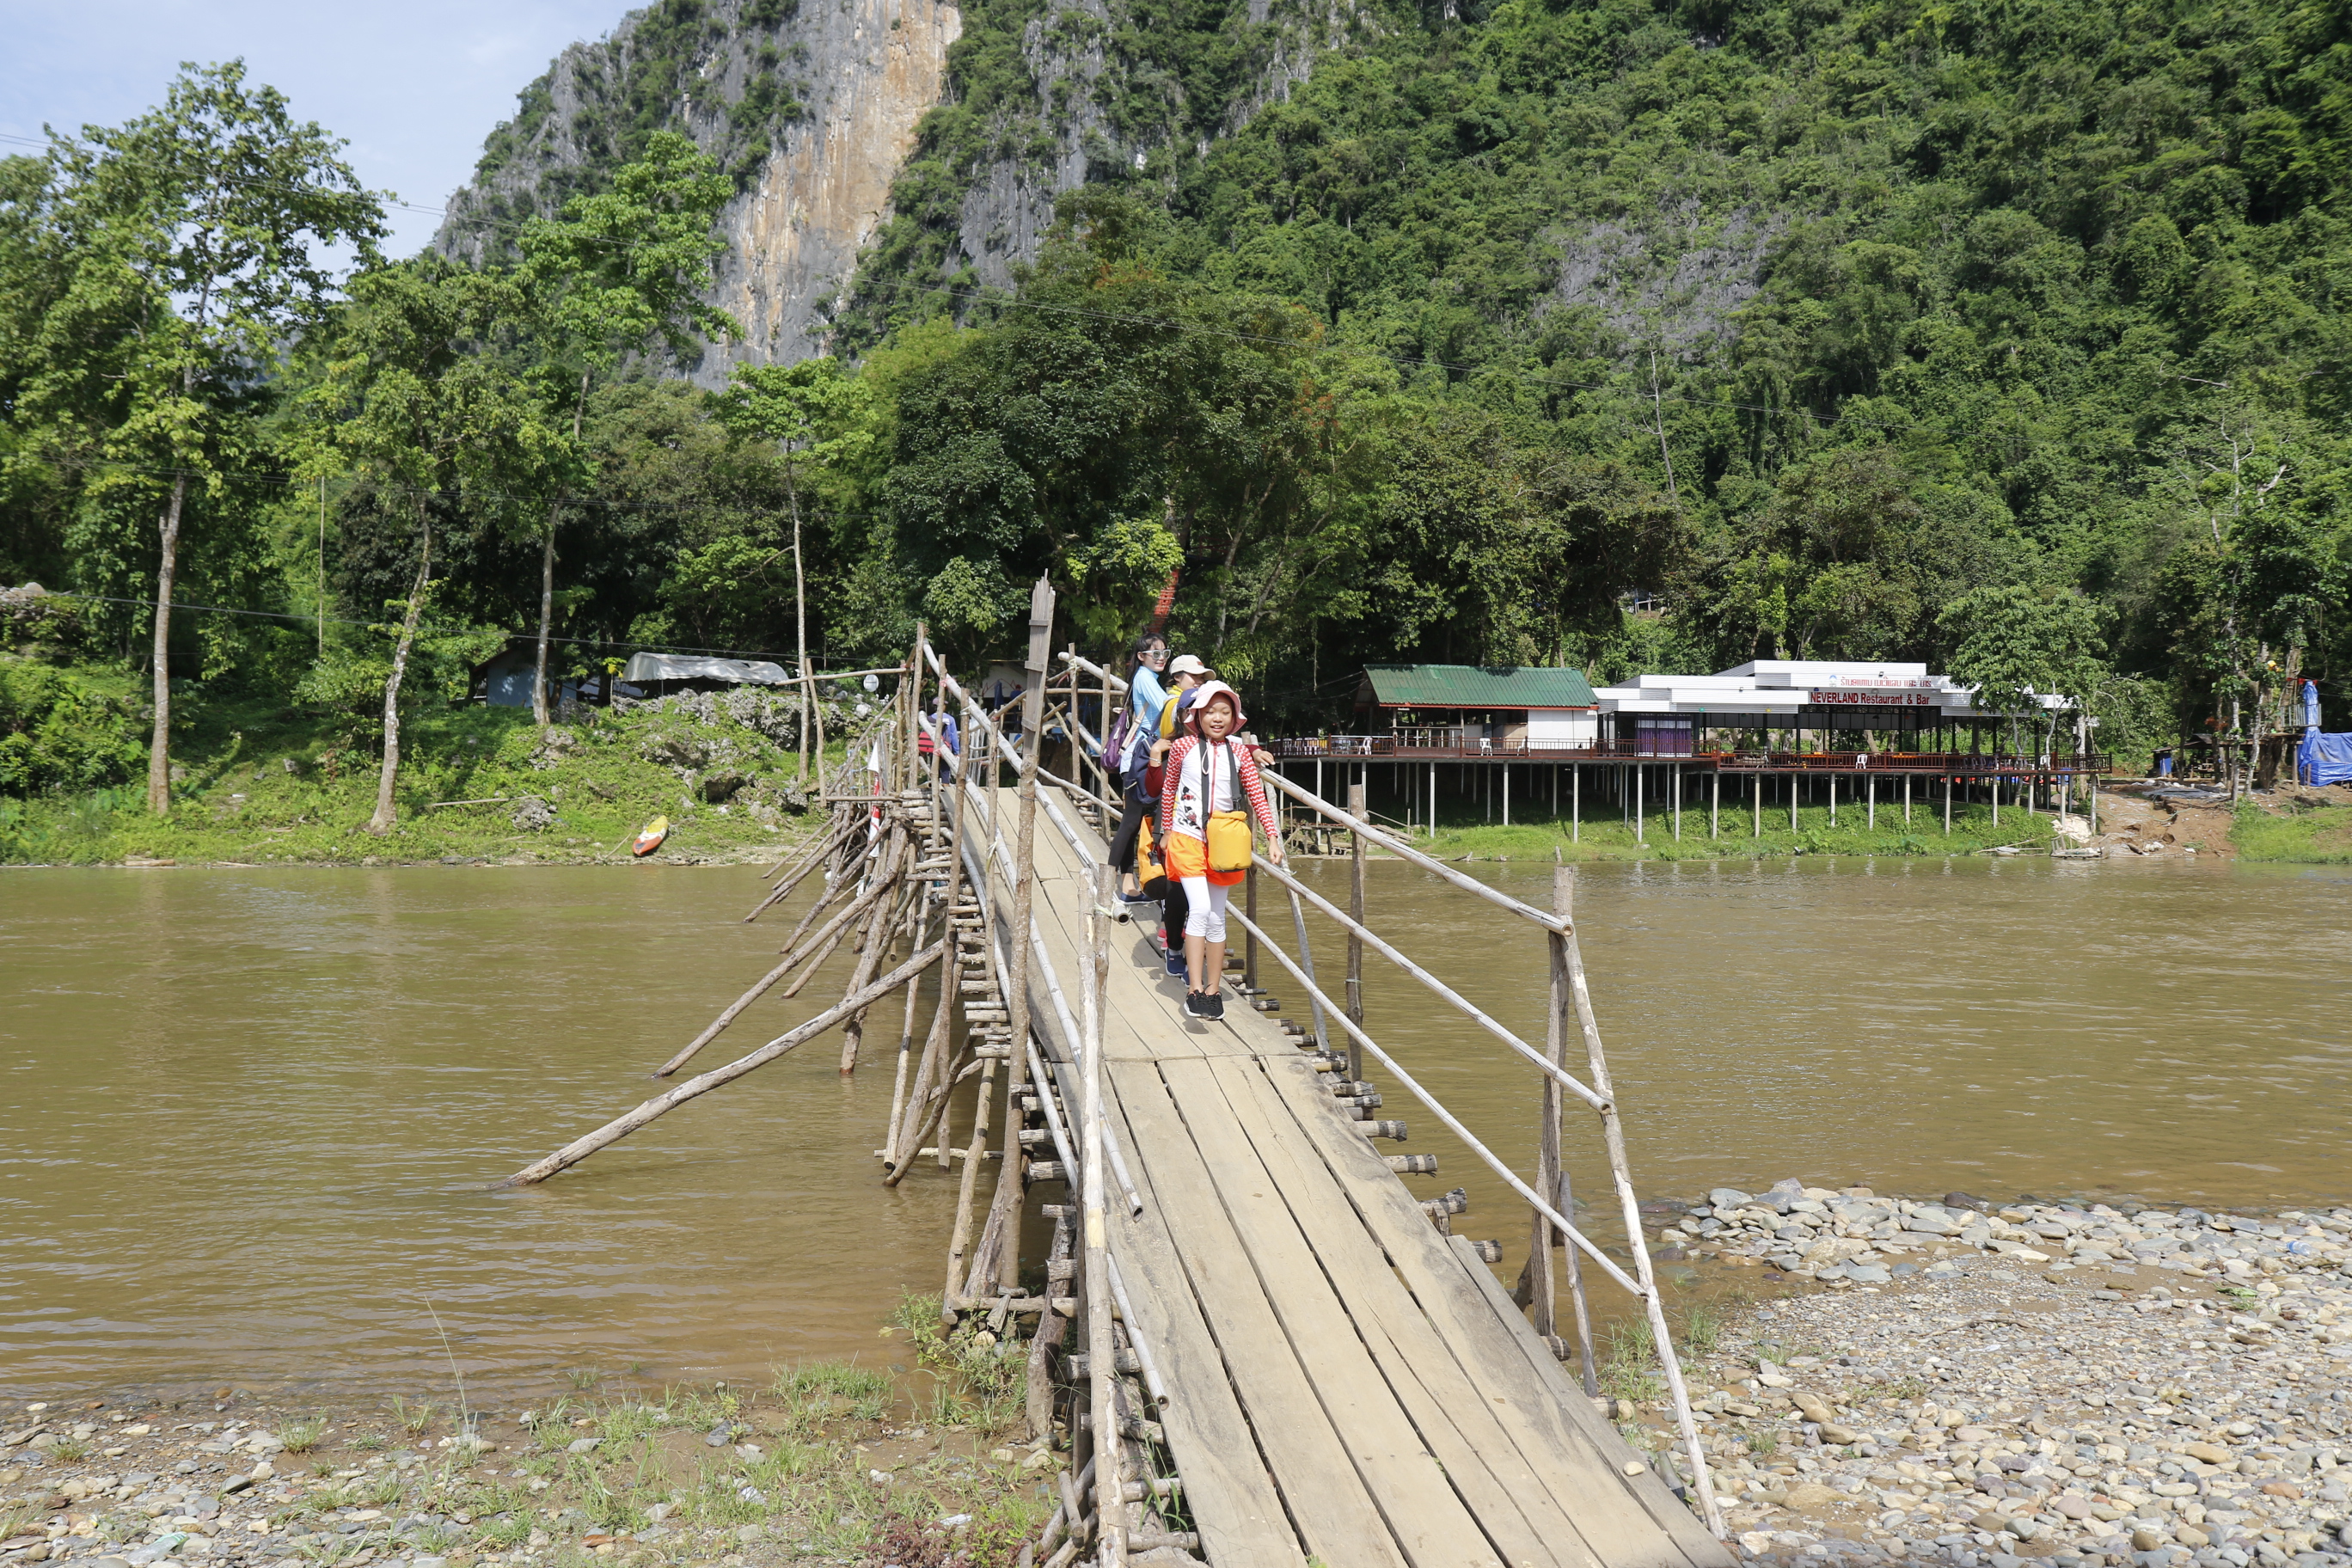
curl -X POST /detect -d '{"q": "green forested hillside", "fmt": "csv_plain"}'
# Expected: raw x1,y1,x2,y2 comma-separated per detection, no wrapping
2,0,2348,837
842,0,2350,733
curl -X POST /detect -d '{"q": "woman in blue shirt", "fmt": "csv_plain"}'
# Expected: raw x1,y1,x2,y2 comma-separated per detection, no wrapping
1106,634,1170,898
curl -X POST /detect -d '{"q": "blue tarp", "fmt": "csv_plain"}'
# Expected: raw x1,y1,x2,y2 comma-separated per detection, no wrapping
2298,730,2352,786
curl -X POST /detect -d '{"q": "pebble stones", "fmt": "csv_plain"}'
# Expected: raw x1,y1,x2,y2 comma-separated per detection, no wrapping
1660,1179,2352,1568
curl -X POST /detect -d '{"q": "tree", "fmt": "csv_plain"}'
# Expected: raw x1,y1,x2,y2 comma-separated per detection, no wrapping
1940,586,2109,755
715,357,875,774
517,131,736,726
17,62,383,812
311,259,551,833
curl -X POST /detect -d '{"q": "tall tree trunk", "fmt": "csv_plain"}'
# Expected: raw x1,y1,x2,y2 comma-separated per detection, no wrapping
146,472,188,816
536,373,591,726
533,511,556,725
369,518,432,836
789,470,816,777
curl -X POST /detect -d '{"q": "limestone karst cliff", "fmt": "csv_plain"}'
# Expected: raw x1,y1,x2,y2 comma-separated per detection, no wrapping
436,0,962,382
436,0,1357,373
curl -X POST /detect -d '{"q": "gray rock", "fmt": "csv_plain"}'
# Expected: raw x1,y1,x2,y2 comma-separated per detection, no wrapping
1847,1265,1893,1283
564,1436,599,1455
510,797,555,832
1711,1188,1755,1211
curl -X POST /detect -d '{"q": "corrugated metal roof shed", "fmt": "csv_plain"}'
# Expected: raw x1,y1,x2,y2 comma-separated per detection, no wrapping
1359,664,1598,708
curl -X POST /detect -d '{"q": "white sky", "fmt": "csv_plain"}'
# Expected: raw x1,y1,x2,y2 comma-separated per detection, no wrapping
0,0,631,255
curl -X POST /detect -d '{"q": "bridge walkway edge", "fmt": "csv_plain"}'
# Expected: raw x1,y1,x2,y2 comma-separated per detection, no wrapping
1004,792,1734,1568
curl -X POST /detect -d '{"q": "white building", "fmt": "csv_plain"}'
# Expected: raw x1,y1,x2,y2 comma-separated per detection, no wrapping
1590,660,2065,751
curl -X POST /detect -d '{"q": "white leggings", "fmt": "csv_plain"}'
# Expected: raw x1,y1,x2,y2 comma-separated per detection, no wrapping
1180,878,1231,942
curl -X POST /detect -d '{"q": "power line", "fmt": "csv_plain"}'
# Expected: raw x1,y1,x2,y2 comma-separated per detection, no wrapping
31,587,854,667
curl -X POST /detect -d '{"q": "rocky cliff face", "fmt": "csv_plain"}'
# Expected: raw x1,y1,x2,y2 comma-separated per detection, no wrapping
438,0,1352,371
437,0,962,382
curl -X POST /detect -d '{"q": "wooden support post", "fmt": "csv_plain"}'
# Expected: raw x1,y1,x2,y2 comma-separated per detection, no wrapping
1867,771,1875,831
1571,764,1579,842
1634,764,1644,845
1945,772,1952,835
1828,771,1838,828
1081,860,1124,1567
1791,768,1798,833
1429,762,1436,838
1710,769,1718,840
1904,772,1912,824
1671,763,1680,841
1502,763,1510,826
1559,1168,1599,1397
1529,866,1571,1339
1752,772,1761,838
1346,781,1367,1085
977,576,1056,1300
942,1003,1001,1307
1243,861,1259,994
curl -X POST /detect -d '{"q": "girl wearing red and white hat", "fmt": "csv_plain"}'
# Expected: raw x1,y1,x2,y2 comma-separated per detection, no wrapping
1154,681,1284,1020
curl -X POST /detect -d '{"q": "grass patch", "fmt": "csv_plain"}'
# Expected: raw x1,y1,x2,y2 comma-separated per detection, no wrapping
1600,1317,1667,1403
2232,801,2352,863
1375,795,2060,864
279,1418,328,1453
0,656,846,867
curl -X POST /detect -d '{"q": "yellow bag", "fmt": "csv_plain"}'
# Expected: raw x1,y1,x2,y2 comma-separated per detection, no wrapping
1207,810,1253,872
1204,742,1253,872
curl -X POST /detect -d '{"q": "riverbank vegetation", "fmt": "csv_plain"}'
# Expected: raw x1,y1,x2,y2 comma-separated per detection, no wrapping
0,654,840,865
0,1343,1050,1567
1403,799,2067,862
5,0,2349,839
2230,798,2352,864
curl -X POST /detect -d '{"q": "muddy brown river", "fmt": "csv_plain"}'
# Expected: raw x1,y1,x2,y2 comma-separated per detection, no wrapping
2,854,2344,1400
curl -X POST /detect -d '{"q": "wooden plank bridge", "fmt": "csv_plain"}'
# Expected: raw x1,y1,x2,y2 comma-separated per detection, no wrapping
505,591,1737,1568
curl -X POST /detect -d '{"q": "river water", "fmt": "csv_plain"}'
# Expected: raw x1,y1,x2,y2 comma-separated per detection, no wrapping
2,854,2344,1400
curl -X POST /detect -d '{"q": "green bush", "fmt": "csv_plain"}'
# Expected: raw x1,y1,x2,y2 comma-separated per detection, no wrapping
0,658,144,794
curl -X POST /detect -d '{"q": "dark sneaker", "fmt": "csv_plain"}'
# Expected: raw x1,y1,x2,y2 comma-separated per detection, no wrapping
1200,990,1225,1020
1165,950,1189,979
1184,991,1211,1019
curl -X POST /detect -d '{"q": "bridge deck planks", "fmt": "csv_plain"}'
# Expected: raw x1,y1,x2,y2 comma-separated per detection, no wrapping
996,793,1734,1568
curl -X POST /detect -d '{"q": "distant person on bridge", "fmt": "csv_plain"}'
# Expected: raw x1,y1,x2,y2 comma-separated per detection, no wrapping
1106,634,1171,902
1156,682,1285,1020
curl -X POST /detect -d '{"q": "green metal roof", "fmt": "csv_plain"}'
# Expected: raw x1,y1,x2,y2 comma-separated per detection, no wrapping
1360,664,1598,708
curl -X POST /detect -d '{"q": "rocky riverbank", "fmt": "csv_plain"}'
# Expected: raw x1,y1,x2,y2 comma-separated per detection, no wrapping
1639,1183,2352,1568
0,1347,1046,1568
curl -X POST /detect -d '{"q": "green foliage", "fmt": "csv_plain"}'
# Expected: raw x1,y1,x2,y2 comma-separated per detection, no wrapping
0,657,143,793
519,131,739,385
2232,800,2352,862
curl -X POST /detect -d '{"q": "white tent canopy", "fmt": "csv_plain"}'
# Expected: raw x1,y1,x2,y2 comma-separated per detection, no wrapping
622,652,794,687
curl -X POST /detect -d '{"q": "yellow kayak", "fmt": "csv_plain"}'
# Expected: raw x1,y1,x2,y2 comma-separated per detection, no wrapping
631,816,670,857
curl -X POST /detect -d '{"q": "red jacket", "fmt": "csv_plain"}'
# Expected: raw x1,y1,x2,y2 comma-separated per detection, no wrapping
1158,735,1281,847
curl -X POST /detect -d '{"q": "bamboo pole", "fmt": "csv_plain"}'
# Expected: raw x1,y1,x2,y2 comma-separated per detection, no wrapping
1286,887,1329,1053
1560,1168,1599,1397
1345,781,1367,1084
780,832,903,1000
500,944,943,1186
743,818,857,919
655,854,903,1078
1253,854,1607,1111
1561,885,1724,1536
1081,857,1124,1567
942,1020,1001,1307
836,852,902,1075
1528,864,1569,1342
977,577,1056,1301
